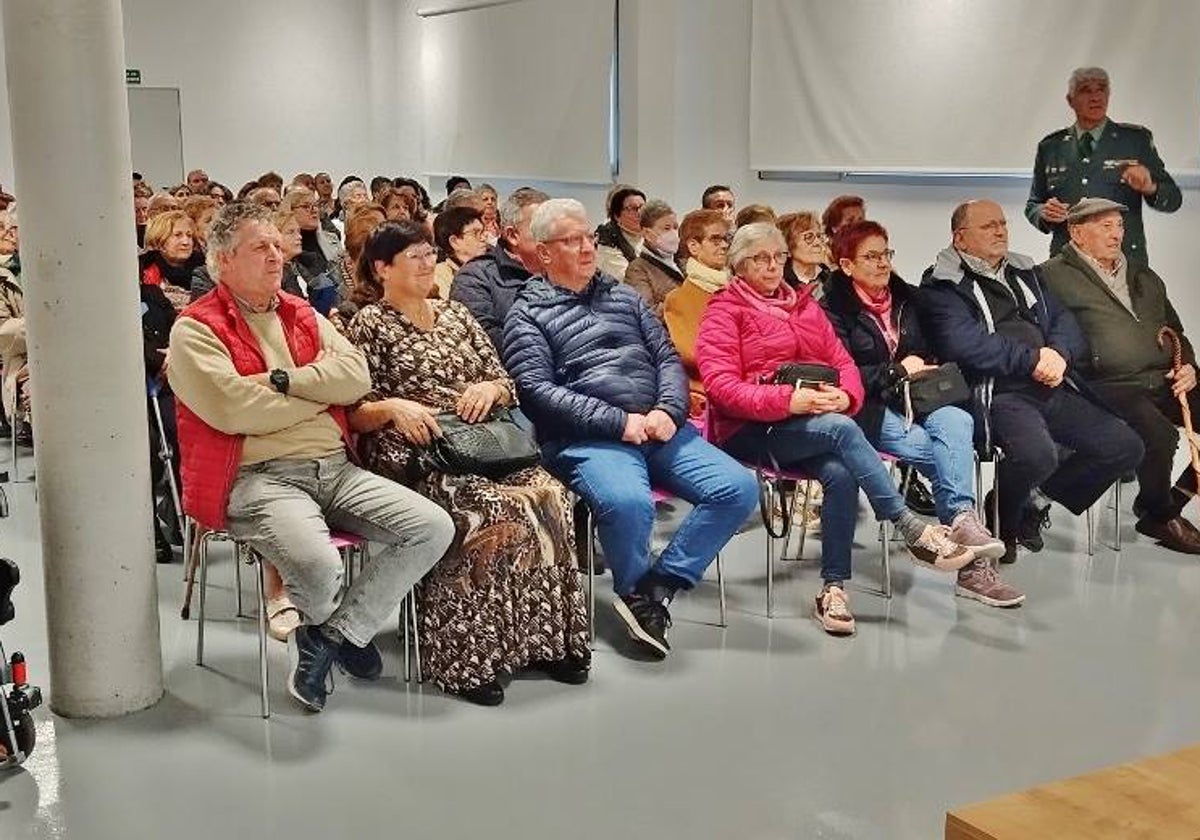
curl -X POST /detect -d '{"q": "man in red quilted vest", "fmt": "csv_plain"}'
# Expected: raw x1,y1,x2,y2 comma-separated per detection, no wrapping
168,201,453,713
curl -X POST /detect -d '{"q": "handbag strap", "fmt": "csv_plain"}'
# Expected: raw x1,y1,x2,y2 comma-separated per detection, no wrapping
756,432,791,540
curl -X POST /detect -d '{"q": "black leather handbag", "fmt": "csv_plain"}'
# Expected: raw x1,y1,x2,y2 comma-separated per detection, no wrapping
890,362,970,422
423,409,541,479
771,363,840,388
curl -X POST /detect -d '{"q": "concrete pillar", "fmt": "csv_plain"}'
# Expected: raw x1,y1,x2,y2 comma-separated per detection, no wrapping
2,0,163,717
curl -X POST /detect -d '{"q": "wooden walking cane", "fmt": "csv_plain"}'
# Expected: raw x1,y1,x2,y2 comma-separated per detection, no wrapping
1157,326,1200,514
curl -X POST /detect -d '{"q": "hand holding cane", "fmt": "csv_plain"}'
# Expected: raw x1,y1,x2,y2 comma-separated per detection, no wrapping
1157,326,1200,511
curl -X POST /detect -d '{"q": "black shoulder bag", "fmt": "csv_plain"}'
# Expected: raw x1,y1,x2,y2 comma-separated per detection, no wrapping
422,408,541,479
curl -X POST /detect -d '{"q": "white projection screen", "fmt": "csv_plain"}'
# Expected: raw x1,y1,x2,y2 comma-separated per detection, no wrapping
749,0,1200,174
421,0,615,184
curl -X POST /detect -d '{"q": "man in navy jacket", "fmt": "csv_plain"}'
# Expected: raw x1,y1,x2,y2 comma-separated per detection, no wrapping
505,199,756,660
920,199,1142,561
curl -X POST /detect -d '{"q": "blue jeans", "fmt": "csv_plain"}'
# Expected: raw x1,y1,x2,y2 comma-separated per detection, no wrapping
877,406,976,524
723,413,907,585
542,423,758,595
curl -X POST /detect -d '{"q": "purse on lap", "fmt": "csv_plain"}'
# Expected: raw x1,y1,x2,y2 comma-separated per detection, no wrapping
422,408,541,479
771,363,840,389
889,362,970,425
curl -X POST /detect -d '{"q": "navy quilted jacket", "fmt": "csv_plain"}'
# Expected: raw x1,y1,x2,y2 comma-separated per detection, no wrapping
503,272,689,445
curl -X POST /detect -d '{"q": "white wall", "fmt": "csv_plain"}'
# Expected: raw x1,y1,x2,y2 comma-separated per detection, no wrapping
613,0,1199,334
0,0,1195,336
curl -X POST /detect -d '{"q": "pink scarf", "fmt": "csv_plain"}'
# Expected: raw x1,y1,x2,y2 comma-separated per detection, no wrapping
727,276,802,319
853,281,898,354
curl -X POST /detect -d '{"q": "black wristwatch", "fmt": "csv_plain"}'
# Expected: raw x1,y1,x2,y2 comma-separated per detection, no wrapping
269,369,290,396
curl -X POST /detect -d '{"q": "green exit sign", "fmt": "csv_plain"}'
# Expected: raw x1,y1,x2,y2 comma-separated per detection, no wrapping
126,68,141,85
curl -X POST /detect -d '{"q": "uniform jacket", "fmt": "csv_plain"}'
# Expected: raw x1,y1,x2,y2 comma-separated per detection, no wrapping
1024,120,1182,263
503,272,688,447
1040,244,1195,391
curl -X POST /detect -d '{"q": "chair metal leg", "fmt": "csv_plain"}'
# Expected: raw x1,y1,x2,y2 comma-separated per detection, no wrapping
196,535,210,665
780,483,801,561
796,479,813,561
766,520,775,619
234,542,245,618
181,517,192,582
716,553,727,628
254,554,270,719
975,458,984,517
879,523,893,599
1113,481,1122,551
400,594,411,683
586,510,596,647
1086,506,1096,556
409,592,422,683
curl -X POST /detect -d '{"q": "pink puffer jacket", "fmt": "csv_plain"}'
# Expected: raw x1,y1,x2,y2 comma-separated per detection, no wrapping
695,281,864,445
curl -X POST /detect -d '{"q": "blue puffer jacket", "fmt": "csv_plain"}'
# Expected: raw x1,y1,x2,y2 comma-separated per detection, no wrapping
503,272,689,445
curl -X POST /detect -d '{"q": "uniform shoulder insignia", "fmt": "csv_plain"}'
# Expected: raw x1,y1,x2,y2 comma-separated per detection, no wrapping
1042,128,1070,144
1116,121,1150,133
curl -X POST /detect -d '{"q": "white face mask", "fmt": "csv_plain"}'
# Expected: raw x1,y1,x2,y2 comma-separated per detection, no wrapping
653,229,680,255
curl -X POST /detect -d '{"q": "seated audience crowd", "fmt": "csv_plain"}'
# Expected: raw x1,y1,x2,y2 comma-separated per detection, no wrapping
7,157,1194,716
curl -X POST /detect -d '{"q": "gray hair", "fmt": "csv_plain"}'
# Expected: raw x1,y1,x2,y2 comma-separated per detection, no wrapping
337,179,366,204
639,199,674,229
444,187,481,210
206,201,274,279
1068,66,1109,96
499,187,550,230
530,198,588,243
727,222,785,271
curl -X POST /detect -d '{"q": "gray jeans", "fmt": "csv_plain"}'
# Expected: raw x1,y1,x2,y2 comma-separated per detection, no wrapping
225,452,454,647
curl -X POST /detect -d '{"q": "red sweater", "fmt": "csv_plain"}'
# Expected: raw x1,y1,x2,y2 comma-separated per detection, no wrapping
695,283,864,445
174,286,351,530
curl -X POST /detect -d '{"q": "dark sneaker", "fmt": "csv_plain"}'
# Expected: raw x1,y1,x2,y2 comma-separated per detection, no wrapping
528,657,590,685
1135,516,1200,555
956,558,1025,607
948,509,1006,561
903,470,936,516
336,638,383,681
999,539,1019,565
1018,500,1050,552
457,679,505,706
612,594,671,659
287,625,337,712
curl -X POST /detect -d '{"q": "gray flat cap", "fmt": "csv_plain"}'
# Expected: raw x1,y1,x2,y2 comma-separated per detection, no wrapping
1067,197,1127,224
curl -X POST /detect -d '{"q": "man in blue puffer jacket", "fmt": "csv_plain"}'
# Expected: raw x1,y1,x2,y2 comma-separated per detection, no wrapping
505,199,757,660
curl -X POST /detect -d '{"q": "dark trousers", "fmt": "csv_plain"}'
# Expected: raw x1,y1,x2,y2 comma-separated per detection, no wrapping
989,387,1144,538
1089,382,1200,522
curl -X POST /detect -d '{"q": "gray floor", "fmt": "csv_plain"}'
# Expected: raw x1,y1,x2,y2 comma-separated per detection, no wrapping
2,448,1200,840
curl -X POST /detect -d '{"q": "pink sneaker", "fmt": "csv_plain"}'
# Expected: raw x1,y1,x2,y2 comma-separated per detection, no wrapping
814,584,855,636
956,559,1025,607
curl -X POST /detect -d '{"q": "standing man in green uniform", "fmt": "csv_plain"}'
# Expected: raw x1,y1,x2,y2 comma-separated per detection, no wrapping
1025,67,1181,264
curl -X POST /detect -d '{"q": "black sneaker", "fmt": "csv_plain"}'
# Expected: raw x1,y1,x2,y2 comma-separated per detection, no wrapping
528,656,590,685
336,638,383,681
287,625,337,712
998,538,1019,565
1018,500,1050,553
612,594,671,659
903,470,936,516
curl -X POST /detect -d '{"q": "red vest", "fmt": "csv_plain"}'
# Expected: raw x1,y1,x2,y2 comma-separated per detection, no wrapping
175,285,352,530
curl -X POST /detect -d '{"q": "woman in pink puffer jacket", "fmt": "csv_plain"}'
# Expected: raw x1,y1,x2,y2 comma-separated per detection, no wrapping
696,223,973,637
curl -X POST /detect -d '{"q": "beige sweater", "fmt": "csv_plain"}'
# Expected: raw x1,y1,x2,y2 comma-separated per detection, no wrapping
167,308,370,465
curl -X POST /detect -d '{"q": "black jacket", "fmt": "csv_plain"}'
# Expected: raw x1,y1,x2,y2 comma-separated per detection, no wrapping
821,270,932,446
503,272,689,447
450,242,533,352
919,247,1091,449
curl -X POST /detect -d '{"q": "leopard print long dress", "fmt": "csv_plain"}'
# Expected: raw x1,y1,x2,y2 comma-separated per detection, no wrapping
346,299,590,692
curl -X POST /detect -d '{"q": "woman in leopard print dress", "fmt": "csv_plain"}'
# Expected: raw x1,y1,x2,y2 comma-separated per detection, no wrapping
346,221,589,706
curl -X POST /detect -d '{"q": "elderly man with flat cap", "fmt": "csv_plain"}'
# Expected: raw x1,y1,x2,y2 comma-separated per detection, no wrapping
1041,197,1200,553
1025,67,1181,264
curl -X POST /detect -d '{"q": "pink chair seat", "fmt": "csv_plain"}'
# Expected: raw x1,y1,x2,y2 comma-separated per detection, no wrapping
329,531,368,549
